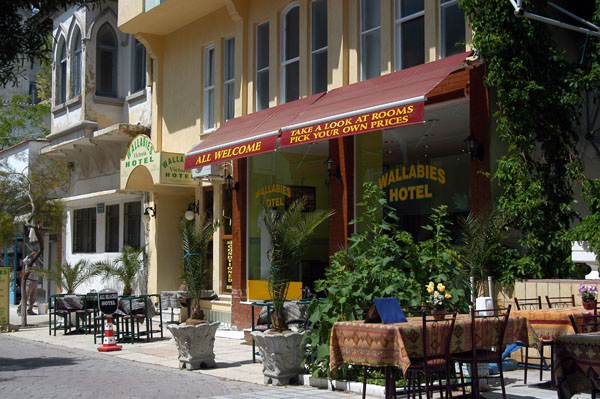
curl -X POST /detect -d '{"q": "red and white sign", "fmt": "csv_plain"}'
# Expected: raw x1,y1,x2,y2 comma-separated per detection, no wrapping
184,134,278,169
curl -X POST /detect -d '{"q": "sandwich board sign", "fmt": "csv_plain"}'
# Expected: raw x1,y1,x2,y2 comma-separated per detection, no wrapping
98,288,119,316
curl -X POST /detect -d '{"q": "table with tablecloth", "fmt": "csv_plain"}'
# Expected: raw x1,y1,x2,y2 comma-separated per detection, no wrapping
329,314,540,378
512,306,593,341
553,331,600,399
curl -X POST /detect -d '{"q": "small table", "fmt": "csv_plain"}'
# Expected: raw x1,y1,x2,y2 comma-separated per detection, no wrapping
512,306,593,340
553,331,600,399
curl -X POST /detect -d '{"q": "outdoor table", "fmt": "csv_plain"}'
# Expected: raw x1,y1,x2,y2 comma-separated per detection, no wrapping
553,331,600,399
512,306,593,340
329,315,540,399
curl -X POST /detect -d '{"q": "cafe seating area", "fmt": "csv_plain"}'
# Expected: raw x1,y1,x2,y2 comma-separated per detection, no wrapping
49,292,164,344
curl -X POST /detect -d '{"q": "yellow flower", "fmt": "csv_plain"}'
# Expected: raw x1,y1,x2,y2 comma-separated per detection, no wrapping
445,293,452,299
434,291,440,297
437,283,445,292
427,286,434,294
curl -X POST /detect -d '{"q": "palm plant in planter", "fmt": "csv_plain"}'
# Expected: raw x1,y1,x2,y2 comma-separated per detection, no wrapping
252,198,333,385
94,245,146,295
37,259,97,294
168,217,221,370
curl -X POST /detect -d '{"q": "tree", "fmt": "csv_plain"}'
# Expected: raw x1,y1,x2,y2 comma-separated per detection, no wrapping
0,154,69,326
36,259,97,294
94,245,146,296
0,0,103,87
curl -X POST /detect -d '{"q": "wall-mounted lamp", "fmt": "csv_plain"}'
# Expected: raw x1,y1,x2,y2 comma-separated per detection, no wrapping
325,157,341,179
142,206,156,225
465,134,484,161
225,174,239,191
184,201,199,221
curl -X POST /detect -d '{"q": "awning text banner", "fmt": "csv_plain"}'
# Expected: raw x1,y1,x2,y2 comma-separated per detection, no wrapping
279,102,424,148
184,134,278,169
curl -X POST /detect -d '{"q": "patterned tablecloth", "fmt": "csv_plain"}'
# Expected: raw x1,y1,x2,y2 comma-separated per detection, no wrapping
329,314,540,377
512,306,593,341
553,331,600,399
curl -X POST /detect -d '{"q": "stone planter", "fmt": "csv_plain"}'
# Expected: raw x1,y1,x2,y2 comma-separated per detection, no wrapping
167,321,219,370
251,329,307,386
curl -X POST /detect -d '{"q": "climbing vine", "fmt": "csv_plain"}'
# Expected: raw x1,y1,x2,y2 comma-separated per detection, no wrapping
461,0,593,277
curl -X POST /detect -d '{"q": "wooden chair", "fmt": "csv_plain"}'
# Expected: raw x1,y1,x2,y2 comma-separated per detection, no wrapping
452,305,511,399
545,294,575,308
514,296,549,383
404,310,457,399
569,314,600,334
514,296,542,310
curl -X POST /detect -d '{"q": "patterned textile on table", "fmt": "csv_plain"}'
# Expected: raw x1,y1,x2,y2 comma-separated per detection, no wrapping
329,315,539,378
160,291,193,308
256,302,308,327
512,307,594,340
553,331,600,399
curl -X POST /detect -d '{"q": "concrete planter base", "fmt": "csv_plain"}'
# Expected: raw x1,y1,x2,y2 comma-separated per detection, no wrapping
251,330,307,386
167,321,219,370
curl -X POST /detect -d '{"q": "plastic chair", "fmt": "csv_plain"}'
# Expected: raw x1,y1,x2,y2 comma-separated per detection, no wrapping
404,310,457,399
452,305,511,399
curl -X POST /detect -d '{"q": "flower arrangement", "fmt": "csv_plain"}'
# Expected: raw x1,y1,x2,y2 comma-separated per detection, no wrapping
426,281,453,309
578,284,598,302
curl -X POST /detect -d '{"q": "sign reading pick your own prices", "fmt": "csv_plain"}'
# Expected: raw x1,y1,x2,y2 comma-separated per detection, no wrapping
280,102,424,148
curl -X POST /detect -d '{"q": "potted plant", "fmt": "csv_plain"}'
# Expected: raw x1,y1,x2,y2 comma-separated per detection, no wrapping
251,198,333,385
426,281,453,320
94,245,146,295
37,259,97,294
167,217,221,370
578,284,598,310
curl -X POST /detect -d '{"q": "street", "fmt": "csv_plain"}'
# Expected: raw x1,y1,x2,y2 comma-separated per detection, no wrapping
0,334,337,399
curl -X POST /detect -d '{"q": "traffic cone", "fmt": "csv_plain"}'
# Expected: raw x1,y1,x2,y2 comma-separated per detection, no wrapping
97,317,122,352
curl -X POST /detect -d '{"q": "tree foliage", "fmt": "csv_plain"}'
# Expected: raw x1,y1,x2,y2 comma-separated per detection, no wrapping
0,0,103,86
461,0,586,277
94,245,146,296
36,259,97,294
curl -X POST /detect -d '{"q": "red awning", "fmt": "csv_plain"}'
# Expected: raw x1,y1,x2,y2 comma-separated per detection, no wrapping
184,52,470,169
184,94,323,169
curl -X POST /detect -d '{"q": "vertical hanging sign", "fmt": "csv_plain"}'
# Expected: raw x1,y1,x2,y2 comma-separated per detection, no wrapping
0,268,10,329
225,240,233,292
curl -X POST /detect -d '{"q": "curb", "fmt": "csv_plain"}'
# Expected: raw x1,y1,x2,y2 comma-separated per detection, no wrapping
302,375,386,398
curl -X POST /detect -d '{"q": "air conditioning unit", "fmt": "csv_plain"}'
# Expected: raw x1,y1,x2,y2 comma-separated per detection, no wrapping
191,163,224,181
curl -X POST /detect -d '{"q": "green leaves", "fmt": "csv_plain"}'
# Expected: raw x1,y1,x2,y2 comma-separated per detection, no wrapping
94,245,146,295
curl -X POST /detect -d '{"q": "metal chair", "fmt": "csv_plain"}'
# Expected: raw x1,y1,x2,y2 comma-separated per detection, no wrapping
514,296,549,383
453,305,511,399
569,314,600,334
514,296,542,310
404,310,457,399
545,294,575,308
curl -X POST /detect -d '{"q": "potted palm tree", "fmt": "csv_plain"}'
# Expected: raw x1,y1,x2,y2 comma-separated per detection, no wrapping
168,217,221,370
37,259,97,294
94,245,146,295
252,198,333,385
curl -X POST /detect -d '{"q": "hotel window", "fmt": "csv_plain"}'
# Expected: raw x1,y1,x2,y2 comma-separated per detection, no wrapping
73,207,96,253
311,0,327,95
124,201,141,248
223,36,235,122
132,39,146,93
105,204,119,252
256,22,269,111
361,0,381,81
439,0,465,58
394,0,424,70
281,4,300,103
59,41,67,104
72,30,82,97
204,45,215,131
96,23,118,97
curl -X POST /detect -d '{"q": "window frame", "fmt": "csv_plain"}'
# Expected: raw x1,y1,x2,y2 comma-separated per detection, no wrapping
71,30,82,97
203,44,215,132
280,2,300,104
438,0,465,59
360,0,381,81
59,41,67,104
73,207,97,254
123,201,141,248
394,0,425,71
255,21,270,112
223,36,235,122
310,0,328,95
96,23,118,98
132,39,147,93
105,204,120,253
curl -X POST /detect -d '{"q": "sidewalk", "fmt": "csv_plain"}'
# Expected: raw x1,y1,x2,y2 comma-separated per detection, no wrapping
2,305,587,399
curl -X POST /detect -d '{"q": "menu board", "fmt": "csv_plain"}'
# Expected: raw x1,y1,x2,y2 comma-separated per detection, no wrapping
0,268,9,328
